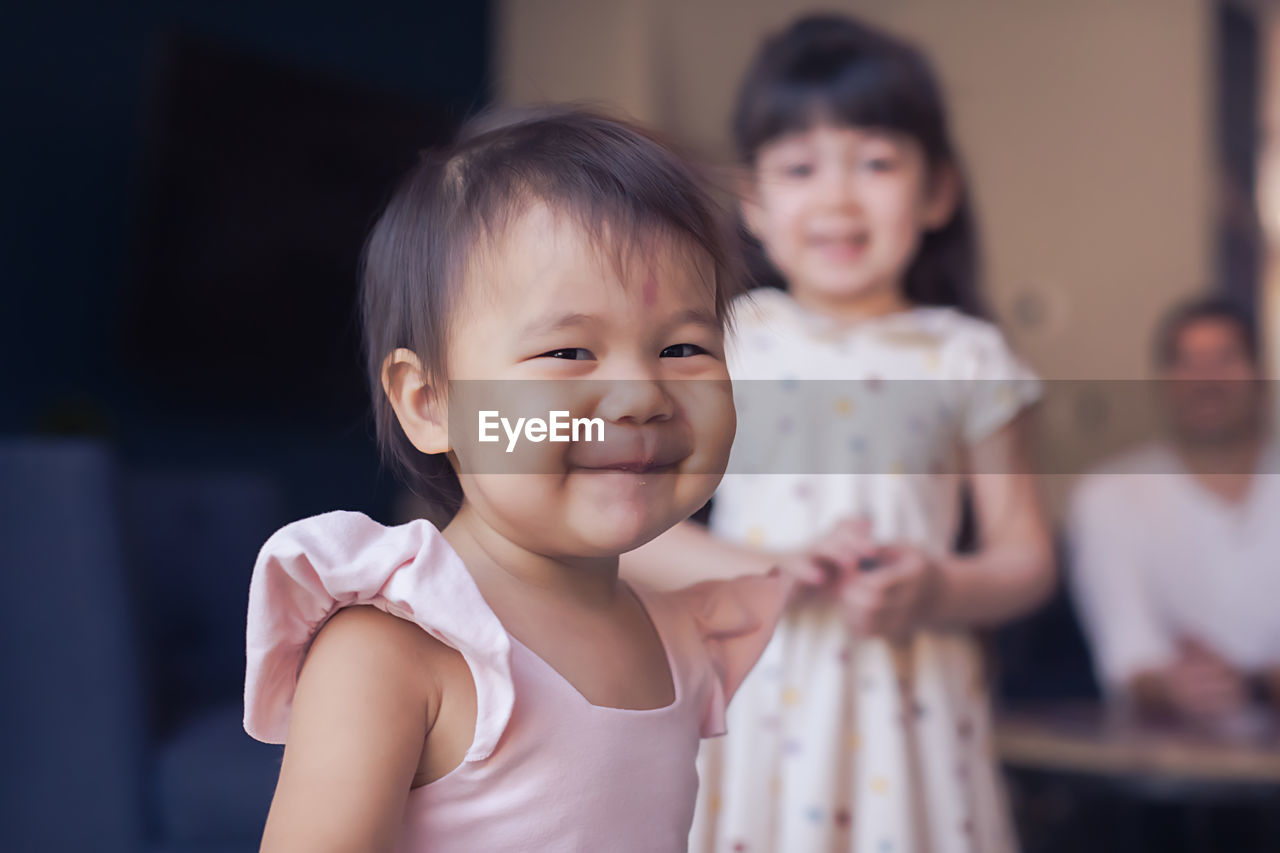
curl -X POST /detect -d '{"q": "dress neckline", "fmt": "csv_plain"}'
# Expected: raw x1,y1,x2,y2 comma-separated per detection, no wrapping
504,584,682,715
432,527,680,714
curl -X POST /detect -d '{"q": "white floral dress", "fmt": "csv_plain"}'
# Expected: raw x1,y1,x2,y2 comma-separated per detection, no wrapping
691,290,1040,853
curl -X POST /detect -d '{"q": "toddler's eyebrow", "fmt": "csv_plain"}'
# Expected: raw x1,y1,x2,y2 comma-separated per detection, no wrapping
668,308,720,330
520,307,720,341
520,311,597,338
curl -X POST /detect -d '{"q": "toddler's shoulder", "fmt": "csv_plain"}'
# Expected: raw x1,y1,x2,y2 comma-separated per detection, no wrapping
310,601,453,677
244,512,513,759
290,602,447,727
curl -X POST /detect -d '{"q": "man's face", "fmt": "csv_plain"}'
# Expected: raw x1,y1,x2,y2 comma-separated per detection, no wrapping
1161,317,1264,446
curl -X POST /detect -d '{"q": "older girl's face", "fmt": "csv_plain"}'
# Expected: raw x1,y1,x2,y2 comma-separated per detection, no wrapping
442,203,735,559
744,122,955,315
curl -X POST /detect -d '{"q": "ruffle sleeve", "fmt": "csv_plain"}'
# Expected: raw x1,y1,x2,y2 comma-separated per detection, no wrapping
243,511,512,761
666,570,793,738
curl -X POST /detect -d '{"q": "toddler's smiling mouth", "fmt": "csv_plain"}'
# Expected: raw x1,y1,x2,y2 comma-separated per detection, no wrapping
567,426,692,475
578,459,681,475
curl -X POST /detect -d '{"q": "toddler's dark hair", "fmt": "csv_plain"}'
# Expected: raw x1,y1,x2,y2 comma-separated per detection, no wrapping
733,14,984,316
360,106,742,513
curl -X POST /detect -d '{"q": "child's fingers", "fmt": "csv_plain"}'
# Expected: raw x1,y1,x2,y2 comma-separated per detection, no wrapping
820,518,878,569
841,580,895,616
840,567,929,638
870,544,923,572
796,556,832,585
811,541,860,576
778,552,831,585
843,567,901,596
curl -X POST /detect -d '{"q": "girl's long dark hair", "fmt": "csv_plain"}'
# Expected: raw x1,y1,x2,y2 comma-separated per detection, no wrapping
733,14,984,317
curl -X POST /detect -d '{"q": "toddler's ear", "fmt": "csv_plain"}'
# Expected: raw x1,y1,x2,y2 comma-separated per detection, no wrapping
382,349,449,455
923,163,961,230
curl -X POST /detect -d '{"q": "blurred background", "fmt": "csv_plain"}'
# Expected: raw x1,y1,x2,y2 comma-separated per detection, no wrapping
3,1,1278,851
501,0,1280,502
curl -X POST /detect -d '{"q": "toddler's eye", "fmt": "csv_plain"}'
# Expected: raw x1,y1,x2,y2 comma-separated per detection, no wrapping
539,348,594,360
783,163,814,178
861,156,899,173
660,343,708,358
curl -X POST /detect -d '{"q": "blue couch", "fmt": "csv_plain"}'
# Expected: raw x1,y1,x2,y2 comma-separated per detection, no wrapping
2,439,283,853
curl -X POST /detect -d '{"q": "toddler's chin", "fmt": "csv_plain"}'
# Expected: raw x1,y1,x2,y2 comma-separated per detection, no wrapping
568,502,685,557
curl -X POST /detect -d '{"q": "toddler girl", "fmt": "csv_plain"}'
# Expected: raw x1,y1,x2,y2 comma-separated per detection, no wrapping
242,109,807,851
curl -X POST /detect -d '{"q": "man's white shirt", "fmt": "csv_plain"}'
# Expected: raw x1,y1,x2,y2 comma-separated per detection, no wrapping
1067,441,1280,690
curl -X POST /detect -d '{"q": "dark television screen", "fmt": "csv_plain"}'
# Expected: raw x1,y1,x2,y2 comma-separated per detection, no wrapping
124,36,455,420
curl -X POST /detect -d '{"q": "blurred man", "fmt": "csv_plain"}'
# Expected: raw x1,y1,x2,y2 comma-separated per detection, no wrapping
1068,298,1279,723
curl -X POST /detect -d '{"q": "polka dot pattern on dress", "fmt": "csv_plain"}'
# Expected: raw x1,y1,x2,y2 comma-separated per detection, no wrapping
696,295,1032,853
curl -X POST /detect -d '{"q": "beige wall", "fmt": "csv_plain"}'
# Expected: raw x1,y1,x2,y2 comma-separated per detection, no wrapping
496,0,1216,498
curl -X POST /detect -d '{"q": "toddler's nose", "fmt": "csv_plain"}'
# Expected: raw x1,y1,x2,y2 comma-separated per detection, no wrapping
595,376,676,426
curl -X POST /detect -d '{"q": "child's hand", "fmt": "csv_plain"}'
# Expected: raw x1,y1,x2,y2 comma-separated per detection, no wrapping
837,544,942,640
774,518,875,587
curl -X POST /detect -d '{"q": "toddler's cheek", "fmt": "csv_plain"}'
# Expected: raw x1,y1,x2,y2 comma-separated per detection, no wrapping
681,383,736,473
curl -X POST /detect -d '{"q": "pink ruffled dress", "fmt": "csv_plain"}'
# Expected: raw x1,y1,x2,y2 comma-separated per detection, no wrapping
244,511,790,851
